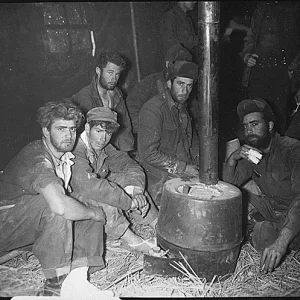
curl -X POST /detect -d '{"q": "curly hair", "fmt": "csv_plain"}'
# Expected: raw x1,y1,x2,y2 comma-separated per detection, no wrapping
97,52,126,70
37,99,84,130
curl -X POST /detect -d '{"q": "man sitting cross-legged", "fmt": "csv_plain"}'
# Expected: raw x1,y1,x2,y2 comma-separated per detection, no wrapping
70,107,159,253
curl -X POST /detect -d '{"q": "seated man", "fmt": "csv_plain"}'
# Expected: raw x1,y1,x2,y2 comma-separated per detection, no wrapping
126,43,192,137
0,100,106,296
223,98,300,274
70,106,159,253
71,52,134,152
137,60,199,206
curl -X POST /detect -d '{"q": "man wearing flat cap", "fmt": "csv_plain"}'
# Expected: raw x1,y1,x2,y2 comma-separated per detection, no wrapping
70,107,159,254
137,60,199,206
223,97,300,274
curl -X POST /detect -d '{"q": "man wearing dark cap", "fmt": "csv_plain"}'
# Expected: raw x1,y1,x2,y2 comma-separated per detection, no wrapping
71,52,134,152
126,43,192,138
137,60,199,206
223,97,300,274
70,107,159,254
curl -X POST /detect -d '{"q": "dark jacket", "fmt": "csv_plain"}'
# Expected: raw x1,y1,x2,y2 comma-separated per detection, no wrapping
71,76,134,152
126,71,165,134
223,133,300,236
0,140,62,203
137,85,198,202
160,5,197,55
71,132,145,211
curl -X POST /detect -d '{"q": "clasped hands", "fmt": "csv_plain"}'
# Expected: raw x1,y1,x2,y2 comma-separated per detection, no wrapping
129,186,149,217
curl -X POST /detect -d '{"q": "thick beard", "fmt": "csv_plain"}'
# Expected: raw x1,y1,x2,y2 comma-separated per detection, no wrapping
245,132,271,149
50,135,75,153
99,75,116,91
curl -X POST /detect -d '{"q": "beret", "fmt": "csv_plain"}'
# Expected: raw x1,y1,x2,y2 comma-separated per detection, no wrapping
237,98,275,122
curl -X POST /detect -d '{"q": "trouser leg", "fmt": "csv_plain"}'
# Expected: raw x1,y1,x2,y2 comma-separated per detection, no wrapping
0,194,104,279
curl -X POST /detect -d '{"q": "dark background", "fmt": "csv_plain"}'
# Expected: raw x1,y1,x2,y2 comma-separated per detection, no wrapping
0,1,257,170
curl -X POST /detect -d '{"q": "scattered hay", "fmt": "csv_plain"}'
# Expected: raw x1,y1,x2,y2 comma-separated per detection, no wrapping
1,237,300,297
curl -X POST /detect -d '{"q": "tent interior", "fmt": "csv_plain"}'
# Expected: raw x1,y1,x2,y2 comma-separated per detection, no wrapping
0,1,257,170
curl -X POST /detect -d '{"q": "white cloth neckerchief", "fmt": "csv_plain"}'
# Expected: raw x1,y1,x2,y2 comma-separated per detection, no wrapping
43,138,74,192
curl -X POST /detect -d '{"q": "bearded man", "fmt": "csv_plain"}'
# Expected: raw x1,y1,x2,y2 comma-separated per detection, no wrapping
0,100,106,296
223,98,300,274
137,60,199,206
71,52,134,152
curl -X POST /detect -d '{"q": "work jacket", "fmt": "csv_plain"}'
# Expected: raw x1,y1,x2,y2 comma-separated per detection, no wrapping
71,131,145,211
223,133,300,237
71,76,134,152
137,84,198,202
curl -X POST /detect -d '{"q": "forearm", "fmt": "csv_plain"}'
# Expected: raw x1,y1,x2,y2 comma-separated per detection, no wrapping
275,227,295,250
61,195,96,221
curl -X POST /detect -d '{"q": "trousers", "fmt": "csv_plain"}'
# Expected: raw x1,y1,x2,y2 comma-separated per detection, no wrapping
0,194,105,279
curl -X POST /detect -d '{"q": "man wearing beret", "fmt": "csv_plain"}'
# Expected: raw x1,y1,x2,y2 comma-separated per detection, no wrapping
71,52,134,153
137,60,199,206
223,97,300,274
70,107,159,253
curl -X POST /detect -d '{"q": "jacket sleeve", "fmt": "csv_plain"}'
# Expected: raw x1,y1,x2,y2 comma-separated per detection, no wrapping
106,145,145,189
222,157,253,186
283,146,300,236
113,93,134,152
138,103,186,174
71,143,132,211
240,6,259,61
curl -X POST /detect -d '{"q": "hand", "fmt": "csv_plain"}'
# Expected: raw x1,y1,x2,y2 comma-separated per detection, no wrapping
227,144,260,165
130,187,149,217
91,207,107,224
183,164,199,177
260,239,287,274
245,53,258,67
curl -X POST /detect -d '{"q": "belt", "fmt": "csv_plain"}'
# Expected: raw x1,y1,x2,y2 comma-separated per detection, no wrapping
257,49,287,68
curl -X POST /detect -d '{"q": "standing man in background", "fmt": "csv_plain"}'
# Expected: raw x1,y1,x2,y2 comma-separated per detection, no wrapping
71,52,134,152
160,2,198,61
241,1,300,134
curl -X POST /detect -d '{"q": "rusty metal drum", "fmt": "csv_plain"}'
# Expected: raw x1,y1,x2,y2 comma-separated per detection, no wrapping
156,177,243,280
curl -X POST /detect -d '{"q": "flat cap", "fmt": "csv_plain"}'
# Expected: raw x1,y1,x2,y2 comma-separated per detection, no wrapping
166,60,198,81
237,98,275,122
165,43,192,62
86,107,120,126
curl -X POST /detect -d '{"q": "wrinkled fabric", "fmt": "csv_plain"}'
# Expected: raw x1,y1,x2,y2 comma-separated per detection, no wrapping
0,140,105,278
126,71,165,134
70,132,158,239
223,133,300,237
241,1,300,133
137,84,198,203
160,5,197,56
71,76,134,152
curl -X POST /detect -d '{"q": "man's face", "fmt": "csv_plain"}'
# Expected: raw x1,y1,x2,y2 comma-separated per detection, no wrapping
96,62,123,91
86,124,112,152
46,119,77,153
242,112,272,149
168,76,194,104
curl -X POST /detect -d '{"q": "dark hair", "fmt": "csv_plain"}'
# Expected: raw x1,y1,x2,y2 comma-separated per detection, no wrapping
97,52,126,70
37,99,84,130
88,120,119,134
